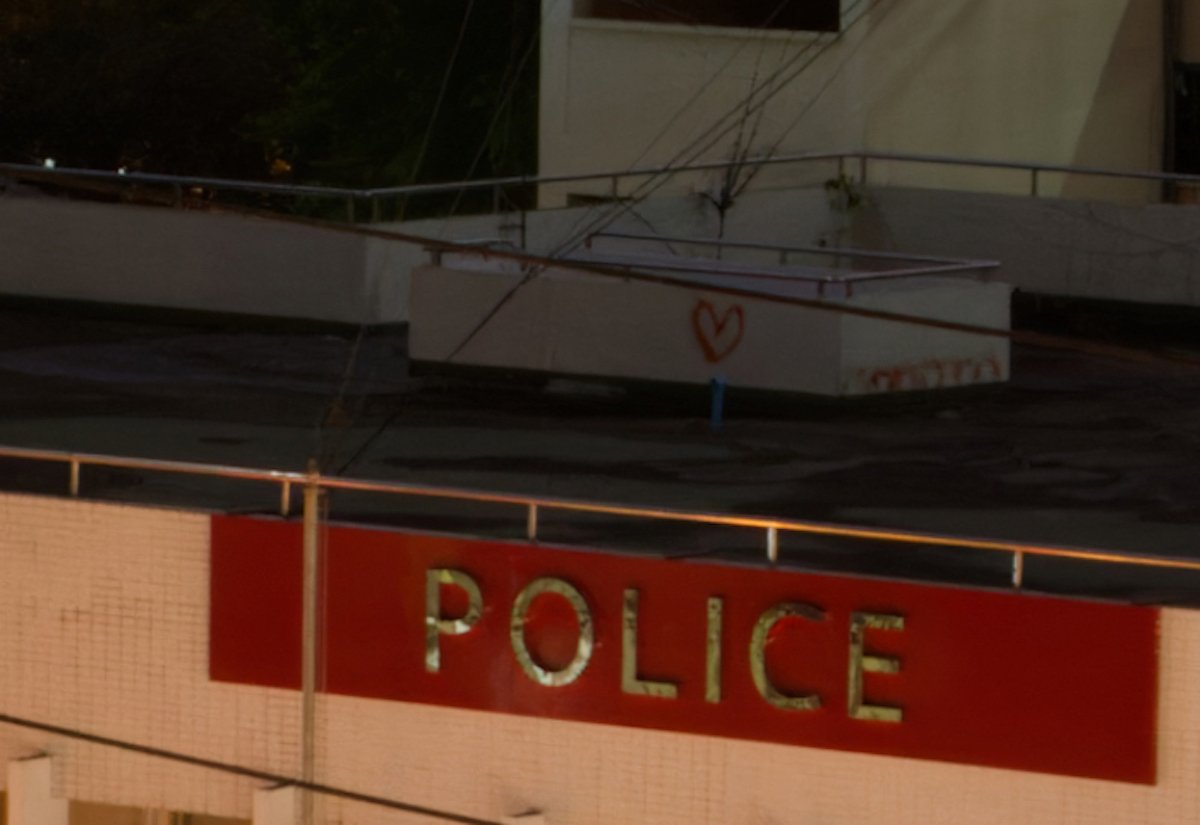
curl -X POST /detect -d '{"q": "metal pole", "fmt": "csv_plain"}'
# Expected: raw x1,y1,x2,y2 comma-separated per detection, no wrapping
1030,169,1039,197
766,526,779,563
1012,550,1025,589
527,504,539,542
300,460,321,825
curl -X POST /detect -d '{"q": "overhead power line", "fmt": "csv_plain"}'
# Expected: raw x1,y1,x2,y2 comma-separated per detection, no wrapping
441,0,563,223
732,0,904,200
0,711,505,825
12,164,1200,373
550,0,893,258
442,0,891,360
405,0,479,216
319,0,542,474
177,199,1200,373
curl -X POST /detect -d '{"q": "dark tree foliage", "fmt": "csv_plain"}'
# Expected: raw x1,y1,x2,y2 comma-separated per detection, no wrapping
0,0,540,189
0,0,288,177
258,0,540,189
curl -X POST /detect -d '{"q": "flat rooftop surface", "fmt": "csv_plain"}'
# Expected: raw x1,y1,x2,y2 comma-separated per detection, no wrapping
0,303,1198,604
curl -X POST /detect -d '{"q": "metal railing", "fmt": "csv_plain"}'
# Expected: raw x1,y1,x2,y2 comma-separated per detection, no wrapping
590,231,987,267
583,232,1000,296
3,443,1200,593
5,150,1199,224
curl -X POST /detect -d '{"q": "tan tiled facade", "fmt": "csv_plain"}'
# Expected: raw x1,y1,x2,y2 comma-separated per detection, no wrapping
0,493,1193,824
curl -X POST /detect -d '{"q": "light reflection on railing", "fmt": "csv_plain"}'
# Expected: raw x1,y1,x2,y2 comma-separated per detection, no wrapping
4,150,1199,223
0,443,1196,593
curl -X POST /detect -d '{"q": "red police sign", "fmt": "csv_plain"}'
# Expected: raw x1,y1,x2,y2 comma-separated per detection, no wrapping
210,515,1158,784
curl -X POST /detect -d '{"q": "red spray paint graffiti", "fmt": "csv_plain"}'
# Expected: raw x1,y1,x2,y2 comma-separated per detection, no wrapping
691,300,745,363
857,356,1003,393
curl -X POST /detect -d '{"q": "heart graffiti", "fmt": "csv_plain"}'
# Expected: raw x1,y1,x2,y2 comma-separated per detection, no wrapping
691,299,745,363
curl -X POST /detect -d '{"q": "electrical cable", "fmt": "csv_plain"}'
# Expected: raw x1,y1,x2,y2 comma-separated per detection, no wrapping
402,0,478,220
0,711,505,825
324,0,555,475
430,0,887,365
316,0,481,474
718,0,798,210
732,0,903,200
16,168,1200,474
439,0,846,362
153,193,1196,473
549,0,891,259
553,29,847,253
441,0,562,223
178,196,1200,372
546,0,813,251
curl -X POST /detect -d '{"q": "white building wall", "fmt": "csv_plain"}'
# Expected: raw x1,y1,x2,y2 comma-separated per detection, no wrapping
0,195,391,325
0,187,723,326
1183,0,1200,62
0,491,1197,824
539,0,1163,204
851,186,1200,307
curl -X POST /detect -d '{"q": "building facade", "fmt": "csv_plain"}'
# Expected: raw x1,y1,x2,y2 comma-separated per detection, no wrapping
540,0,1192,204
0,491,1195,825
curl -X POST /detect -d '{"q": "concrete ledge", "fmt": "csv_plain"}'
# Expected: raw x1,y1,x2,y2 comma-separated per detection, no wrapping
410,262,1010,397
0,194,405,325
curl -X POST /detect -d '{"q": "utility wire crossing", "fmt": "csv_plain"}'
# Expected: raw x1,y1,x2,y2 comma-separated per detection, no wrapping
0,712,506,825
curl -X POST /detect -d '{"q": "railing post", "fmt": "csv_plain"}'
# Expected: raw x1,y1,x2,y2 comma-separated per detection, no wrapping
280,480,291,517
1030,168,1039,197
345,196,355,223
611,175,620,200
858,155,868,185
68,459,80,497
300,460,321,825
766,526,779,563
1011,550,1024,589
527,503,539,543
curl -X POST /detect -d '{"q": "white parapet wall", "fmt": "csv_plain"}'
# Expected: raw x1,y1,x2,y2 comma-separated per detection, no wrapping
0,187,720,326
408,261,1010,396
851,187,1200,307
6,173,1195,330
0,492,1196,824
0,193,400,325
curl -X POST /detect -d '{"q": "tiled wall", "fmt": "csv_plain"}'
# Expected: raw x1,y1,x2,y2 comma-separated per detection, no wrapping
0,494,299,819
0,492,1196,825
